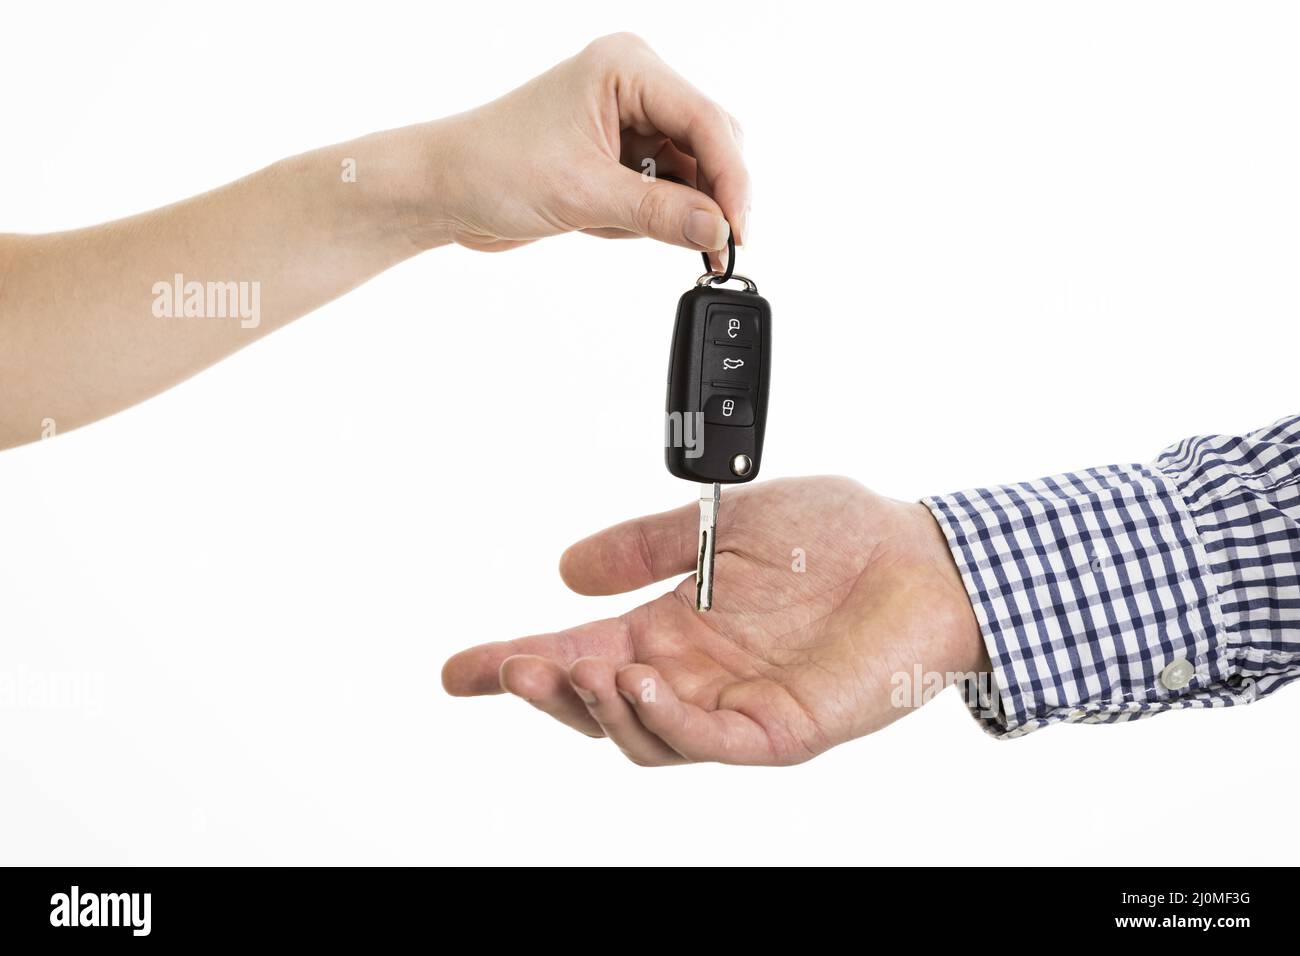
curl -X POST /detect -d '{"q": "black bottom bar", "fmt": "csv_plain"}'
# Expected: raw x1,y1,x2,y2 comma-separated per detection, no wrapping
0,866,1284,944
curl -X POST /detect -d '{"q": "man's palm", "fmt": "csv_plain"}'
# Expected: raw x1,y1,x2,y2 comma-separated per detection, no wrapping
443,478,982,766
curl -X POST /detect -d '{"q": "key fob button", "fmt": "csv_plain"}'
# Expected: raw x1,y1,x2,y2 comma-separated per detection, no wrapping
703,342,758,386
707,306,759,345
704,394,754,426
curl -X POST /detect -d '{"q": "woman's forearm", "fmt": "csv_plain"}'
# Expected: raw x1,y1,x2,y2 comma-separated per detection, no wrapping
0,123,446,449
0,35,749,451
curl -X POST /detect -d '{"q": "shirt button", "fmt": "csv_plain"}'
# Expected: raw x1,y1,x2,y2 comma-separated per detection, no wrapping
1160,658,1195,690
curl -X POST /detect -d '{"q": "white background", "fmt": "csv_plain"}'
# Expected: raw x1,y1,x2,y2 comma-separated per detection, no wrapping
2,0,1298,865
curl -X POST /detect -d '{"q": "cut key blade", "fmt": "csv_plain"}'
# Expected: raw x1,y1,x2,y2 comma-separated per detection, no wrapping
696,482,720,611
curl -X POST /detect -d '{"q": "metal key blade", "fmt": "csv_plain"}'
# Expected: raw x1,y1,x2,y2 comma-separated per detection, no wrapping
696,482,721,611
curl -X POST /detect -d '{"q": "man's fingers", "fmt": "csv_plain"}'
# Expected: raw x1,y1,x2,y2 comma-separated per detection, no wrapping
500,655,605,738
569,657,684,766
614,664,778,766
559,501,698,596
441,617,632,696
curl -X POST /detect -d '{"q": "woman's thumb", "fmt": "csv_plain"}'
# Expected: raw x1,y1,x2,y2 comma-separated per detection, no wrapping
590,166,730,251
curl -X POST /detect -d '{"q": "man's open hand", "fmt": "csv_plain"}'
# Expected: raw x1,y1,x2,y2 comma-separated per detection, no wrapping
442,477,986,766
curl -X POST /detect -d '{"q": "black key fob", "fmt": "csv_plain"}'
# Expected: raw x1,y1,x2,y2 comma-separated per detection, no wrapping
665,272,771,484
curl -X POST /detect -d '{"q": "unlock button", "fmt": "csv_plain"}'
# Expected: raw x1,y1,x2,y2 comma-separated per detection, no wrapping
704,394,754,426
707,307,758,344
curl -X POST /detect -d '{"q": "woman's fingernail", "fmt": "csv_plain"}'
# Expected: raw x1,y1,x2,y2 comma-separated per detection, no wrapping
618,690,638,706
685,210,728,250
738,207,752,248
574,687,597,705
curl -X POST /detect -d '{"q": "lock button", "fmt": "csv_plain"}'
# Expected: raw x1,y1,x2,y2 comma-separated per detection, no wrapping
704,394,754,426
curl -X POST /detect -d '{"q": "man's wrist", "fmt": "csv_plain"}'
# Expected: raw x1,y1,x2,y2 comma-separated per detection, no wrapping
907,501,988,677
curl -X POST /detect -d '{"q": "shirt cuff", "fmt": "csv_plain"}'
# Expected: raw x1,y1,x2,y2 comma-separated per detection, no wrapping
923,464,1245,739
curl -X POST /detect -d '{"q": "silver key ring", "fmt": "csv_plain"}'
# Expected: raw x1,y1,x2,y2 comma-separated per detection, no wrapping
695,272,758,293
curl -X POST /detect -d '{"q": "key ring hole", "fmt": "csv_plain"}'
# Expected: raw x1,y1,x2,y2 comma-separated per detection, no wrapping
694,271,757,294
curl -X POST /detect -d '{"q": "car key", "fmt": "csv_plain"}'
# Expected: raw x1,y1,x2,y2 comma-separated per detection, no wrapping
665,234,772,610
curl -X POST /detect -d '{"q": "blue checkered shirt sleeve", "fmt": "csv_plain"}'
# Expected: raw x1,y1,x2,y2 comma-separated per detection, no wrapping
922,414,1300,738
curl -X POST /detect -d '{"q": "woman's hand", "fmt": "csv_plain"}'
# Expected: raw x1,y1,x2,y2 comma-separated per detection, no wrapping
0,33,748,449
411,33,750,255
442,478,988,766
